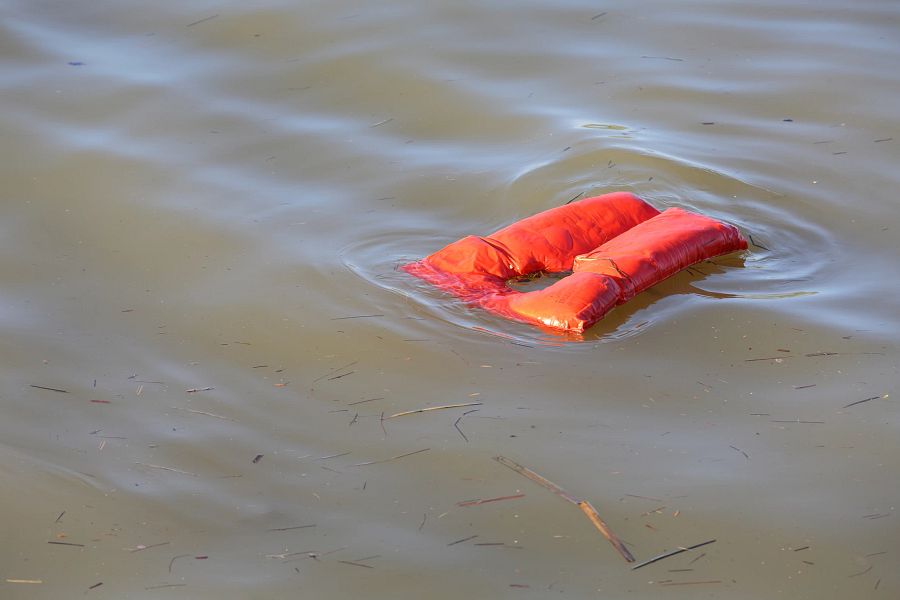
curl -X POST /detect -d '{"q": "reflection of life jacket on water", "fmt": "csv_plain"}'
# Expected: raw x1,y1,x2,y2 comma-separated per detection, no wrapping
402,192,748,332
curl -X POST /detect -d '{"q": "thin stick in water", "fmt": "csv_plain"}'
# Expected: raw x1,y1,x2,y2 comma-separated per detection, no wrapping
313,361,358,383
843,395,882,408
447,535,478,546
631,539,717,570
352,447,430,467
493,456,579,504
387,402,482,419
134,463,198,477
457,494,525,507
494,456,633,563
578,501,635,562
30,384,69,393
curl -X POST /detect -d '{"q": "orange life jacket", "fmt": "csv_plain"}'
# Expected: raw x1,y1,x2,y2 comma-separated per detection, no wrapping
403,192,747,332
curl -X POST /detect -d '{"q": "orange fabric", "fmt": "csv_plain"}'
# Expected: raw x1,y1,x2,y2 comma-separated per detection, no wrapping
402,192,747,332
480,272,622,332
573,207,748,302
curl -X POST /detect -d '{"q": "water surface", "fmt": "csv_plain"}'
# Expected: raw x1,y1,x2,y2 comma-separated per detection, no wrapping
1,1,898,598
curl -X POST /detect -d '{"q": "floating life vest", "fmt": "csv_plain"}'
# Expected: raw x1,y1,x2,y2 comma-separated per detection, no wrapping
403,192,747,332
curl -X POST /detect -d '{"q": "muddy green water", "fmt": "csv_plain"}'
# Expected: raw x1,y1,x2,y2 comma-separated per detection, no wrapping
2,1,898,598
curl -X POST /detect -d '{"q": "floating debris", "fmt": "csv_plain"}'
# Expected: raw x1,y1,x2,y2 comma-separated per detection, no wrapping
631,539,717,570
30,384,69,393
352,448,430,467
494,455,633,562
387,402,482,419
457,494,525,507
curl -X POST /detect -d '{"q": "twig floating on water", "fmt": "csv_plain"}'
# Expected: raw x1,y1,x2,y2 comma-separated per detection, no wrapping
185,387,214,393
171,407,237,421
565,192,583,205
848,565,873,578
339,560,375,568
130,542,170,553
6,579,43,584
134,463,198,476
145,584,187,590
843,395,883,409
352,447,430,467
331,314,384,320
631,539,717,570
447,535,478,546
348,397,384,406
494,456,579,504
625,493,664,502
318,451,351,460
578,501,635,562
454,416,469,442
688,552,707,565
55,510,65,523
387,402,482,419
641,506,666,517
729,445,749,459
88,582,103,590
351,554,380,563
267,524,316,532
312,361,358,383
640,55,684,61
327,371,355,381
48,541,84,547
494,456,633,562
186,14,218,27
30,384,69,393
168,554,190,573
748,235,770,251
457,494,525,507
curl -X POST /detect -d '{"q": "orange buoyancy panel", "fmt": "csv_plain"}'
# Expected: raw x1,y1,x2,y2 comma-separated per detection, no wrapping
402,193,747,332
573,207,748,302
485,192,661,274
479,271,622,332
403,192,660,296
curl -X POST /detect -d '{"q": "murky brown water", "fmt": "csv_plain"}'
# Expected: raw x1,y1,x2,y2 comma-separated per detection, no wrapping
2,1,898,598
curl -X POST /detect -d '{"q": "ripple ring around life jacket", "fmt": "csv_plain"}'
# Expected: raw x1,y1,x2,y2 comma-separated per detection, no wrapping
402,192,748,332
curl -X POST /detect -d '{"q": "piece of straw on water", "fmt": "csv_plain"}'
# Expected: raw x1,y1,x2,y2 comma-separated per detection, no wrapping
493,456,633,562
